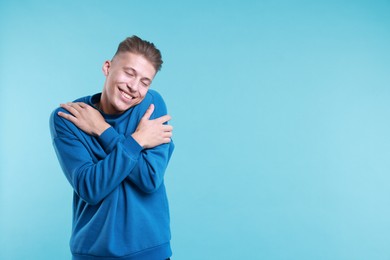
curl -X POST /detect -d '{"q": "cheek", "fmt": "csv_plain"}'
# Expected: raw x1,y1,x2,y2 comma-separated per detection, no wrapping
117,74,130,82
103,81,114,96
107,83,117,95
109,72,128,84
140,87,149,97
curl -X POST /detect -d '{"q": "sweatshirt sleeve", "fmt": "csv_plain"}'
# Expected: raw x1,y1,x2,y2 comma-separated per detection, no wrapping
125,91,175,193
49,109,142,205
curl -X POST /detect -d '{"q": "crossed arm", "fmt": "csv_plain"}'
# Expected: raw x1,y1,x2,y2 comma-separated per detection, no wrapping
52,100,173,203
58,102,173,148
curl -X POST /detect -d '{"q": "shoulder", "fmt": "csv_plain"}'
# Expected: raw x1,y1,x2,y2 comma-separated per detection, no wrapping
136,90,168,118
49,107,71,139
49,95,90,138
143,89,166,106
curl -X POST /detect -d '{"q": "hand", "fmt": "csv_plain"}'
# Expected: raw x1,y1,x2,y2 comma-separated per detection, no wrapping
58,102,110,136
132,104,173,149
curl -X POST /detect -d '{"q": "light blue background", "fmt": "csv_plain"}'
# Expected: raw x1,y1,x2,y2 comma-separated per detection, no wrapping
1,1,390,259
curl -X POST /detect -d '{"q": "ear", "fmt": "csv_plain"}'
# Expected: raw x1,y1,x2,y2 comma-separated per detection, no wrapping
102,60,111,76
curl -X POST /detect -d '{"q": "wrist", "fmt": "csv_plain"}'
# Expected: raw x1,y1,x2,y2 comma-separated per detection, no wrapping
131,132,145,148
95,122,111,137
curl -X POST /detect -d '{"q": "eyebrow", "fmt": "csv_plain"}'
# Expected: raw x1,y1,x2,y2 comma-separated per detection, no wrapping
123,67,152,82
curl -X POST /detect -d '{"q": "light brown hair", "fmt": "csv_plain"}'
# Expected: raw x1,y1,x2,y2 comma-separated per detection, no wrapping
114,35,163,72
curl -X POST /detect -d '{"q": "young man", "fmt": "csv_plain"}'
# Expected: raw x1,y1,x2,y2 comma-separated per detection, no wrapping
50,36,174,260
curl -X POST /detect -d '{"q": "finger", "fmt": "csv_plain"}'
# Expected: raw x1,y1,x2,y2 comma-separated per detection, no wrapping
162,138,171,144
164,132,173,138
71,102,89,110
58,111,77,124
67,102,91,114
60,103,80,116
142,104,155,120
163,125,173,132
156,115,171,124
75,102,87,108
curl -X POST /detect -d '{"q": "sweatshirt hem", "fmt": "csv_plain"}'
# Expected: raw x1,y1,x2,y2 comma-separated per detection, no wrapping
72,242,171,260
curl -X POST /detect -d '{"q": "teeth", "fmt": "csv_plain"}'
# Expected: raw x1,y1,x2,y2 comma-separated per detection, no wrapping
121,90,131,99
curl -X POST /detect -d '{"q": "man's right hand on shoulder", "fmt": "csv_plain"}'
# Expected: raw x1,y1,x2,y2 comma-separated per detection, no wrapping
58,102,111,137
132,104,173,149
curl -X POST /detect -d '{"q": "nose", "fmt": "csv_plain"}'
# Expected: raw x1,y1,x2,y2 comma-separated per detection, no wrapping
127,80,139,93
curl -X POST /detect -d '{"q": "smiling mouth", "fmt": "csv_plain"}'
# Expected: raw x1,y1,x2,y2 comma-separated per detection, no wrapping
120,90,133,100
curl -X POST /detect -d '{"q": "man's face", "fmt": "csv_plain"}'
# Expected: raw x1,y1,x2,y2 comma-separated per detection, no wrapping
100,52,156,114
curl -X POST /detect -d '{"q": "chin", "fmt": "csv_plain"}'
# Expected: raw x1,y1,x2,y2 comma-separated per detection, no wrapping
116,98,142,112
130,99,142,107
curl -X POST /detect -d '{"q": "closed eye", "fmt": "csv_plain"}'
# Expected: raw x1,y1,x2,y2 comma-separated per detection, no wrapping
125,71,135,77
141,80,150,87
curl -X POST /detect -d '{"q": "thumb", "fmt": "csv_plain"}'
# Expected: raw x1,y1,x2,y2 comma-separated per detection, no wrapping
142,104,155,120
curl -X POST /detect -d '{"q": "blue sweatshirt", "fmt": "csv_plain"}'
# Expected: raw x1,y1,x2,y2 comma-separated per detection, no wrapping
49,90,174,260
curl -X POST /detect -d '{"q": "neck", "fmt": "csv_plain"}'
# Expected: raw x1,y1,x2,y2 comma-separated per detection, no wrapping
95,93,106,113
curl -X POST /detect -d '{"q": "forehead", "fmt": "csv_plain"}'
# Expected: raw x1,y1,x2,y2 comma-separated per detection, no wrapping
113,52,156,78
